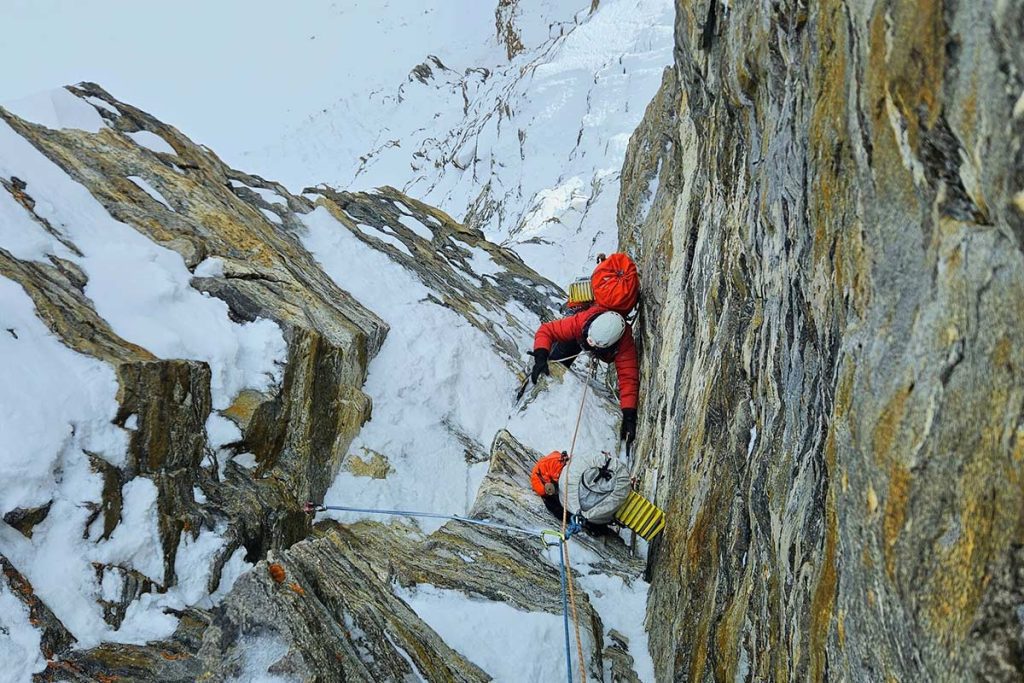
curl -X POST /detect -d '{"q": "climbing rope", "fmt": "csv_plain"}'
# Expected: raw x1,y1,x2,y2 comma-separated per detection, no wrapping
558,357,597,683
305,502,545,537
543,530,574,683
311,352,600,682
309,503,581,683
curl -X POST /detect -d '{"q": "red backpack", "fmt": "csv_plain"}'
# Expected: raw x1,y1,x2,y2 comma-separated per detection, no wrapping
591,252,639,313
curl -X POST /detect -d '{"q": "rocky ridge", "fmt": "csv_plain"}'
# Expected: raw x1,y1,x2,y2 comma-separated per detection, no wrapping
36,430,645,682
620,1,1024,680
0,83,646,681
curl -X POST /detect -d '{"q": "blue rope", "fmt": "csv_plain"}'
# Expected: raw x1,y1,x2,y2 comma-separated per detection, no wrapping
314,501,576,683
311,503,545,537
565,516,584,539
557,540,573,683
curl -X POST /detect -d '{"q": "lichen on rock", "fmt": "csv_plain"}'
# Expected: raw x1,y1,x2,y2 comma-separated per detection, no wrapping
621,1,1024,680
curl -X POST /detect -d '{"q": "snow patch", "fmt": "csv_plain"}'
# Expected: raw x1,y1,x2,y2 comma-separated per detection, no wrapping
0,277,127,511
233,453,258,469
3,87,105,132
194,256,225,278
93,477,164,583
383,631,426,682
127,175,172,208
225,633,292,683
173,526,230,605
397,213,435,241
212,547,252,600
260,207,283,224
127,130,176,155
464,247,501,277
0,186,74,262
576,572,654,683
396,583,566,682
84,96,118,115
100,568,125,601
229,179,286,206
207,411,242,451
357,224,412,258
0,582,46,679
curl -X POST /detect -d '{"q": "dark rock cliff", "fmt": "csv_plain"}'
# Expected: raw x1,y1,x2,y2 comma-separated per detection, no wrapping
620,1,1024,680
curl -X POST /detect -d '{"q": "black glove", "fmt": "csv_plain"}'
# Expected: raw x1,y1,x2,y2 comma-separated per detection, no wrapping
620,408,637,444
530,349,550,384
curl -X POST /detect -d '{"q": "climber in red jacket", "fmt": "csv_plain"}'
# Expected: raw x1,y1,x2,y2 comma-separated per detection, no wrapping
530,307,639,445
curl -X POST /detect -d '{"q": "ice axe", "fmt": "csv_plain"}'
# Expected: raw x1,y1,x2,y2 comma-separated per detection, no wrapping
514,350,538,402
514,375,530,402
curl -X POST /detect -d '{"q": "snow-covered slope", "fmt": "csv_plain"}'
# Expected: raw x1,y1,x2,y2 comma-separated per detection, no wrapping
0,2,673,680
0,83,656,680
245,0,673,282
0,89,283,649
5,0,672,284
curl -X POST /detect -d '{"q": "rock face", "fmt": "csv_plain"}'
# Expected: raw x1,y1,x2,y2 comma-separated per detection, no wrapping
620,1,1024,680
2,84,644,681
306,184,565,366
38,431,645,682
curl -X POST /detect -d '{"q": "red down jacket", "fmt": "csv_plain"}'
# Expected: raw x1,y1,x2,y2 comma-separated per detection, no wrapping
533,306,639,410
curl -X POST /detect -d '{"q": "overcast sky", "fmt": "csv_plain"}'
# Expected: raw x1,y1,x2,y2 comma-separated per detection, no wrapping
0,1,491,162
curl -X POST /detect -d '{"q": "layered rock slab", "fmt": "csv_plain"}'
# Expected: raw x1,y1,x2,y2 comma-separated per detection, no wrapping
37,431,647,682
1,83,387,595
1,83,612,680
620,1,1024,680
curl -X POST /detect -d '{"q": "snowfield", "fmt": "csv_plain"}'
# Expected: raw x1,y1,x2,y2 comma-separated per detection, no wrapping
0,1,672,680
246,0,675,282
0,96,277,652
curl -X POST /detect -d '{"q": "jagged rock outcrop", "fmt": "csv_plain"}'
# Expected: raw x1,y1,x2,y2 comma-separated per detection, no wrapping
1,557,76,661
2,83,635,681
620,1,1024,680
38,431,645,682
1,82,386,603
306,184,564,365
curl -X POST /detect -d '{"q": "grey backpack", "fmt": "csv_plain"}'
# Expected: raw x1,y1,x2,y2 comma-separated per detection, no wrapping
558,451,631,524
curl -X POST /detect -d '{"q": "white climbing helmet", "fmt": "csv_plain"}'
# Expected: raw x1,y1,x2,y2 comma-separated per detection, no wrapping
585,311,626,349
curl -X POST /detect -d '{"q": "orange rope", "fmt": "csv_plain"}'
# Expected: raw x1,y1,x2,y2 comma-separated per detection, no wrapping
559,359,596,683
562,542,587,683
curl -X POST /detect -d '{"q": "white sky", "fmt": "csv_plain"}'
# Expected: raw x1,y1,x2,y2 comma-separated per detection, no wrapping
0,0,493,161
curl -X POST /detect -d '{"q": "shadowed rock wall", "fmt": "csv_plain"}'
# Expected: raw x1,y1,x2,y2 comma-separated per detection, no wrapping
619,1,1024,680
